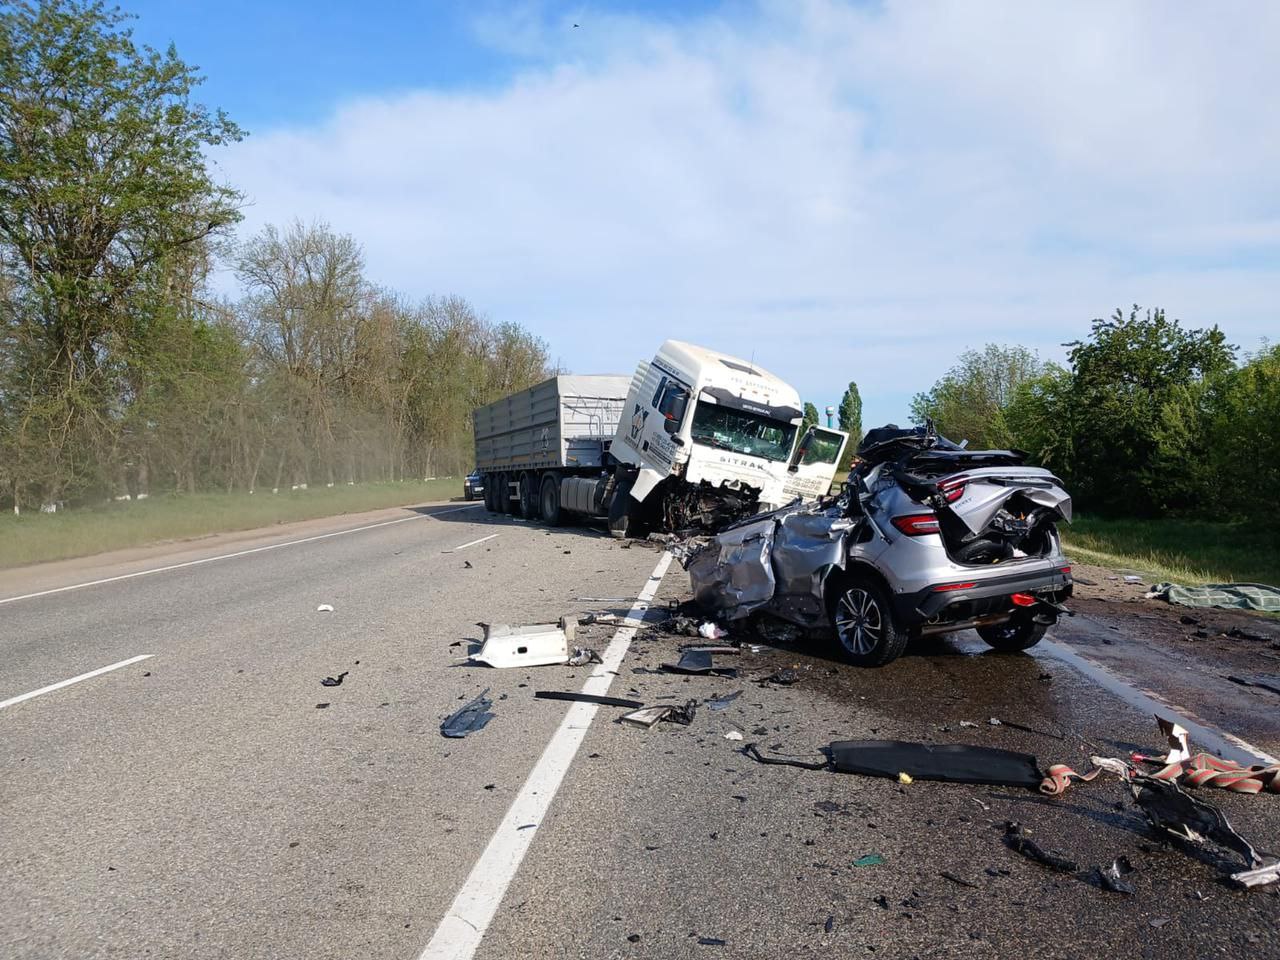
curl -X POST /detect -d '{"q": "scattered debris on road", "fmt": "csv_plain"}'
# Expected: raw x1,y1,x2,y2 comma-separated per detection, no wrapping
1004,821,1078,872
1096,856,1136,894
316,603,334,613
707,690,742,711
470,617,575,668
567,647,603,666
757,667,800,686
320,671,348,687
1226,674,1280,697
1146,582,1280,613
441,689,495,738
662,649,737,677
535,691,644,709
852,854,884,868
831,741,1044,788
620,699,698,728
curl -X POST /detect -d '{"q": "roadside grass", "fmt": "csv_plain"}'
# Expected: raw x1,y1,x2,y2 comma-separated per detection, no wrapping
0,479,464,570
1062,516,1280,587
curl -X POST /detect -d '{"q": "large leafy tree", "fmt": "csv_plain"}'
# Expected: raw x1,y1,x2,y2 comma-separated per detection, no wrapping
1066,306,1233,515
0,0,243,504
910,344,1044,449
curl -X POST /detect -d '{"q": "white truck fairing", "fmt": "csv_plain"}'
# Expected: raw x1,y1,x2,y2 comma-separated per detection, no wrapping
610,340,805,509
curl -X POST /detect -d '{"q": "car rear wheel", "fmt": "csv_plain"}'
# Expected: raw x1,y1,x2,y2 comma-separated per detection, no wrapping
976,616,1047,652
825,574,910,667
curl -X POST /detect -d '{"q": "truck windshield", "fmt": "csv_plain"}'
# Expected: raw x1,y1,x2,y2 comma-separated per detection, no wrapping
690,403,798,462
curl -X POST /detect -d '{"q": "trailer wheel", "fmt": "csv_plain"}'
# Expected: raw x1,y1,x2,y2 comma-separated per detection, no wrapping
494,472,510,513
518,473,539,519
540,475,563,526
484,477,496,512
976,616,1048,652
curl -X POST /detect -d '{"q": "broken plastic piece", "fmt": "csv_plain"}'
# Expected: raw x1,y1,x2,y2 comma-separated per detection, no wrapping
578,612,619,626
830,741,1043,788
741,743,830,771
697,937,727,946
567,647,603,666
1130,774,1262,869
316,603,334,612
1097,857,1136,894
852,854,884,868
1004,821,1077,872
897,771,913,785
622,699,698,727
707,690,743,711
724,731,744,741
535,691,644,708
662,650,737,677
1230,861,1280,888
698,622,728,639
441,689,495,738
757,667,800,686
320,672,348,687
470,617,575,668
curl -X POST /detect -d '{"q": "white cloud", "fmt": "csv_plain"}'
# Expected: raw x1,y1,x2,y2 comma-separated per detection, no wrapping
212,0,1280,427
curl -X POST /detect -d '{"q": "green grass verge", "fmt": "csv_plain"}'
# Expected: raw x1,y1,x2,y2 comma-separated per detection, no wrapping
1062,515,1280,586
0,479,464,570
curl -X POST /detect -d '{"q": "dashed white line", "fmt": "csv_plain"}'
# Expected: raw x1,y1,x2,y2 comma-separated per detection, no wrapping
446,533,500,552
0,655,154,711
418,552,673,960
0,504,484,606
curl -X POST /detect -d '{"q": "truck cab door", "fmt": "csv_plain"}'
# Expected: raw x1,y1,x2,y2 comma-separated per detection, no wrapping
782,426,849,501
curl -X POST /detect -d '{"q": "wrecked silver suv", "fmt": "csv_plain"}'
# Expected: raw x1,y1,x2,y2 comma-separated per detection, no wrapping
685,424,1074,667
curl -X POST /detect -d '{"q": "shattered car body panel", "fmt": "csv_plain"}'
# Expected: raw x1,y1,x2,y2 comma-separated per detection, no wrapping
687,514,778,620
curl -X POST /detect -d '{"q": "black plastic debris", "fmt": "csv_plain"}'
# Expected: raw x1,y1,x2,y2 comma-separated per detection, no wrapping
320,671,348,687
1096,857,1136,895
535,691,644,708
1004,821,1077,872
741,743,830,771
757,667,799,686
697,937,727,946
441,689,495,738
567,647,603,666
939,871,978,888
662,649,736,677
707,690,743,711
831,741,1043,788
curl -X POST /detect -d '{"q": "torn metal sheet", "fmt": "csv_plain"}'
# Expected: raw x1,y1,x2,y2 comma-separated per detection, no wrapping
707,690,743,711
830,740,1043,788
686,515,778,620
470,617,575,668
567,647,603,666
441,689,495,738
620,699,698,728
662,650,737,677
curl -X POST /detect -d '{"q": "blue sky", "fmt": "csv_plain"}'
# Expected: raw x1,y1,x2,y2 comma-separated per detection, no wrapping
125,1,1279,431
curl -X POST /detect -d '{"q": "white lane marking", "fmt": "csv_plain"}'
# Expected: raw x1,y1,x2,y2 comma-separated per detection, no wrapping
0,504,484,606
1039,638,1279,765
419,552,673,960
446,533,500,552
0,655,154,711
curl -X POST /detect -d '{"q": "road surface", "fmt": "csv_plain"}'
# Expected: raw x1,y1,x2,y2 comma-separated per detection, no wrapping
2,501,1277,959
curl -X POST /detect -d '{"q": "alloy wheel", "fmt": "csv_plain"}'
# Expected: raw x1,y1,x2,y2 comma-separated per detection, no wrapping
835,588,883,656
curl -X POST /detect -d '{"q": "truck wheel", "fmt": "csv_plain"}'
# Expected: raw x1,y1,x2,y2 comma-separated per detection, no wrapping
484,479,495,512
977,616,1047,652
495,473,511,513
519,473,539,520
540,475,562,526
825,574,910,667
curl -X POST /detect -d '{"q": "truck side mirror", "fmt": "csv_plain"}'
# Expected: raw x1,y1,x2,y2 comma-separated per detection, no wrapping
789,425,815,472
659,387,688,434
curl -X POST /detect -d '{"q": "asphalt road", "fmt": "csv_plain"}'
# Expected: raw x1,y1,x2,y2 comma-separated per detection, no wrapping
2,502,1277,959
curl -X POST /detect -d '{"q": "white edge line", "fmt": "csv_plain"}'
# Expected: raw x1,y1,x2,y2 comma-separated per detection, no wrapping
0,655,154,711
0,504,484,606
418,552,673,960
446,533,500,552
1039,638,1279,765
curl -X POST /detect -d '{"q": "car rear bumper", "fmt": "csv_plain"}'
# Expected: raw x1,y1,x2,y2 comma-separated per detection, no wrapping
893,564,1074,624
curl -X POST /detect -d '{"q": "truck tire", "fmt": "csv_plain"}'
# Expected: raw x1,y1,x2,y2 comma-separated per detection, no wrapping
484,478,496,512
825,573,910,667
519,473,539,520
495,472,510,513
540,475,563,526
976,616,1048,652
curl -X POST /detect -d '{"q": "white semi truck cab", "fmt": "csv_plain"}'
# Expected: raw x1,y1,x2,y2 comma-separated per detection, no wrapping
473,339,847,536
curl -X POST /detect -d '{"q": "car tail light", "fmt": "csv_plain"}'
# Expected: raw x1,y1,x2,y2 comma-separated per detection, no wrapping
891,514,940,536
1011,593,1036,607
938,476,968,503
933,581,977,592
1060,566,1072,575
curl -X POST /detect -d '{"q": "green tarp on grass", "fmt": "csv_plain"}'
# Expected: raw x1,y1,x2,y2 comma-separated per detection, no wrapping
1147,582,1280,612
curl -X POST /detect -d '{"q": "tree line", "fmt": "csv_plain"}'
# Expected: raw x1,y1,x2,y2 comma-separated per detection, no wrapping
910,307,1279,520
0,1,552,512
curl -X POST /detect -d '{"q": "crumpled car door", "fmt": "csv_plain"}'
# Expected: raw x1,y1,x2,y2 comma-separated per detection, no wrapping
687,516,777,620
